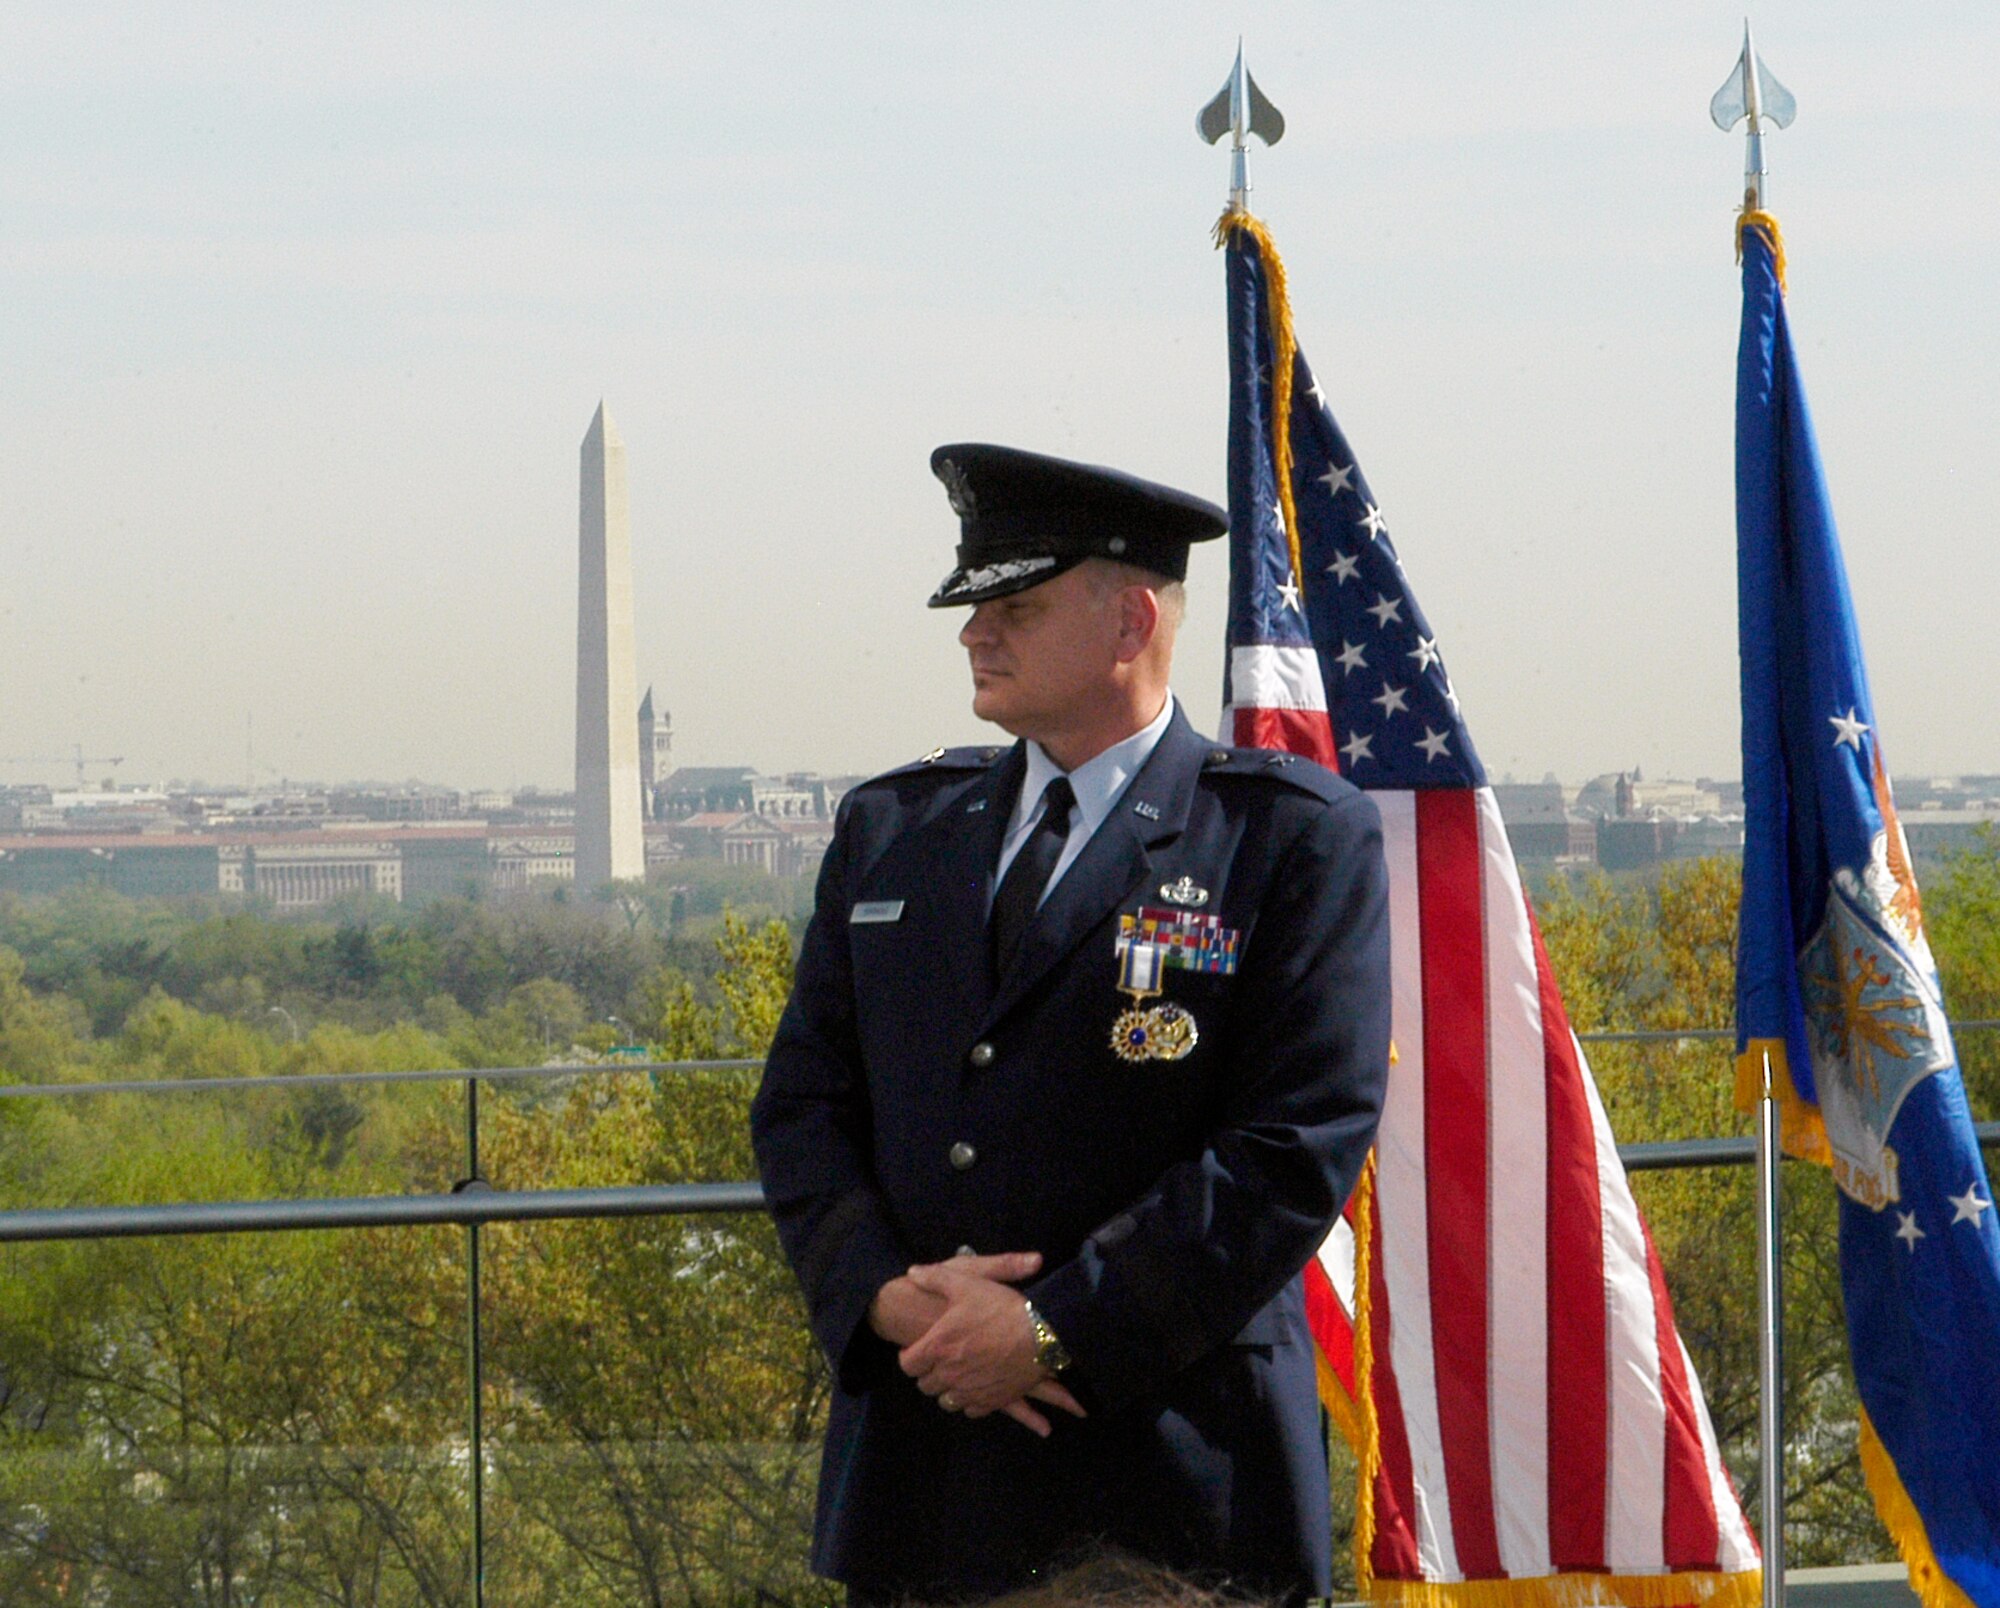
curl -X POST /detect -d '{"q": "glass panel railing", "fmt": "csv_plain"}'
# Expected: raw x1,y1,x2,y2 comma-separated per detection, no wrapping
0,1225,471,1607
0,1048,1992,1602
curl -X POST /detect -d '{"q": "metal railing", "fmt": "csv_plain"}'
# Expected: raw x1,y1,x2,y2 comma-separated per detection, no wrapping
0,1033,1993,1605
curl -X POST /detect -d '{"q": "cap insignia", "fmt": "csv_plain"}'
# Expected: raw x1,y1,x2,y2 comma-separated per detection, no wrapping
936,457,978,518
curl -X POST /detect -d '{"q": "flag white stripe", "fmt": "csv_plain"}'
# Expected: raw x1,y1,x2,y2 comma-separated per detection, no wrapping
1321,1216,1358,1319
1477,792,1553,1578
1227,644,1330,712
1684,1328,1763,1572
1375,790,1460,1580
1584,1048,1668,1571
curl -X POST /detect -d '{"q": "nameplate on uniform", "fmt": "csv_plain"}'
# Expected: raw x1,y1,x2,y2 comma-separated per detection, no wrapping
849,901,906,924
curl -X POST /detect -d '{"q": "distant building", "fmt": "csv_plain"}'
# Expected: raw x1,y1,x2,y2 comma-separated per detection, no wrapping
0,837,220,898
1672,816,1746,858
488,835,576,894
749,775,818,820
1597,817,1682,871
1491,781,1596,864
657,767,757,819
398,829,495,902
219,839,402,909
1574,768,1723,823
638,688,673,819
666,811,832,877
326,787,464,822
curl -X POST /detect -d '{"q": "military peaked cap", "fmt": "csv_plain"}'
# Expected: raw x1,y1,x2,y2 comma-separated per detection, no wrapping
926,443,1228,607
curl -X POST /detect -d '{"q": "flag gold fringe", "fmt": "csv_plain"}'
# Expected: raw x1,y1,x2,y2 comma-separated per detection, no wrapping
1736,210,1788,294
1214,207,1307,599
1350,1152,1383,1594
1733,1037,1832,1165
1361,1566,1763,1608
1858,1407,1980,1608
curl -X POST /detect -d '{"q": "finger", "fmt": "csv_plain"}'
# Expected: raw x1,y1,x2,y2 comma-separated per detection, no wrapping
999,1399,1053,1438
899,1333,947,1375
903,1264,971,1298
1026,1379,1087,1418
953,1251,1043,1283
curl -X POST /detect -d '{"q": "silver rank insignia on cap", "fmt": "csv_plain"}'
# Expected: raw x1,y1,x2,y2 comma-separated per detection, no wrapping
1158,875,1209,908
936,457,978,518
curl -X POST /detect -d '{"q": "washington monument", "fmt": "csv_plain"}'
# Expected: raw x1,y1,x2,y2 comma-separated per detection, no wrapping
574,402,644,888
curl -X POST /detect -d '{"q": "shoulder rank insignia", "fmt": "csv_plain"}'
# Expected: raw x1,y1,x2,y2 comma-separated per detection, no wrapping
1159,875,1208,907
920,747,947,764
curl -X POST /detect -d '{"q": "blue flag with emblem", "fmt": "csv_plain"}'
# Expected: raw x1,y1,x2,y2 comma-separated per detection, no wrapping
1733,213,2000,1608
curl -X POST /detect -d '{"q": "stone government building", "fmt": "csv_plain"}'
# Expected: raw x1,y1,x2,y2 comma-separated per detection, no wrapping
1493,768,2000,871
5,766,1994,913
0,765,858,909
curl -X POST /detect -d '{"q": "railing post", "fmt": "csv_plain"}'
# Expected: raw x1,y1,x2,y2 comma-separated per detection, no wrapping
454,1076,488,1608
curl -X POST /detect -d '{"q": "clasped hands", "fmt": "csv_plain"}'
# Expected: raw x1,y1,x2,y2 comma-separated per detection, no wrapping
867,1251,1086,1438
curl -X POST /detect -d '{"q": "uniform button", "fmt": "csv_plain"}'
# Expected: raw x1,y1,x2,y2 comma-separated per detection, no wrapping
968,1041,996,1068
949,1142,977,1171
956,1244,977,1258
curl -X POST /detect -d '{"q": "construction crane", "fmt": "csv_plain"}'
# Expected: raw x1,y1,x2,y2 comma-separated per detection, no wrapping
0,745,127,787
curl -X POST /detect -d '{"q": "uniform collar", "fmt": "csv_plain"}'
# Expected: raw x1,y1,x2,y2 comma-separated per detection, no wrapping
1013,693,1176,843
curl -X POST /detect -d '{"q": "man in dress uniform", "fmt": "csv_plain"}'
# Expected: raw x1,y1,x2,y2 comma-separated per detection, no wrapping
750,444,1392,1605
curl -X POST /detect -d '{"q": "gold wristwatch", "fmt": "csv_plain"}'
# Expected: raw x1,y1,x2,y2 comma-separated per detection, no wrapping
1024,1300,1072,1375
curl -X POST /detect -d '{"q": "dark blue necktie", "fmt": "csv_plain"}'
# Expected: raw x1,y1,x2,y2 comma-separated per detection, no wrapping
990,777,1075,977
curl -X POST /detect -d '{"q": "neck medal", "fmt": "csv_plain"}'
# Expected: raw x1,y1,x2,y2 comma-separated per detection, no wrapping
1110,939,1198,1063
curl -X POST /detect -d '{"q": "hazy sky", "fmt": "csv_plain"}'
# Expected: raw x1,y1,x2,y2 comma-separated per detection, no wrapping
5,2,1997,791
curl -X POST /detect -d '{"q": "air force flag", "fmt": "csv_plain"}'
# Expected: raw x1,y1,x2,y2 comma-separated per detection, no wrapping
1733,213,2000,1608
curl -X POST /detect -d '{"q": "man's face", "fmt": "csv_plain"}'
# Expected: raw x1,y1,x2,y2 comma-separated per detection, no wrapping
956,566,1122,741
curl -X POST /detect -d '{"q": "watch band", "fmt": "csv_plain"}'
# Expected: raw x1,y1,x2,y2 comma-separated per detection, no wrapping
1024,1299,1072,1375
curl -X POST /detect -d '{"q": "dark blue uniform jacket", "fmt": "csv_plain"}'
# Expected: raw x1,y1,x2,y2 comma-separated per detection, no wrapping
750,707,1391,1602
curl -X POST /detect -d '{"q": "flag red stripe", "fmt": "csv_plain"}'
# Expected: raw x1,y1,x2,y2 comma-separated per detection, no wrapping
1416,790,1504,1579
1648,1221,1724,1569
1369,1181,1425,1581
1527,901,1610,1571
1303,1257,1356,1401
1231,705,1341,770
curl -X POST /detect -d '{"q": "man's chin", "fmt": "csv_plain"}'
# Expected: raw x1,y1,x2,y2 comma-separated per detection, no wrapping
970,688,1023,733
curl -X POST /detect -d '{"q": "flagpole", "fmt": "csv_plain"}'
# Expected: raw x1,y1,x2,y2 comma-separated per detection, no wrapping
1197,41,1285,214
1714,30,1797,1608
1756,1050,1786,1608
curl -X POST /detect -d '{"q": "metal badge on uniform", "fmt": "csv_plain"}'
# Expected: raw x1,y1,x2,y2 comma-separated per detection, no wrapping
1159,875,1208,907
1109,941,1198,1064
849,901,906,924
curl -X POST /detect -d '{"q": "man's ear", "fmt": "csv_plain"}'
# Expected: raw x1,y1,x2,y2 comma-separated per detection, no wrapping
1113,584,1162,666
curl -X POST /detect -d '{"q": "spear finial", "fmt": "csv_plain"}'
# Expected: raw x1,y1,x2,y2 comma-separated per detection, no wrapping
1711,20,1796,212
1198,41,1285,213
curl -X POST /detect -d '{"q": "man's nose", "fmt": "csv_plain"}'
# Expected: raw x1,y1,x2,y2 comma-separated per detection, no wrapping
959,606,994,647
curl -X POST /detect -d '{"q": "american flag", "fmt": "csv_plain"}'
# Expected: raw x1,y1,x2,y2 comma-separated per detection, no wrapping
1219,210,1760,1605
